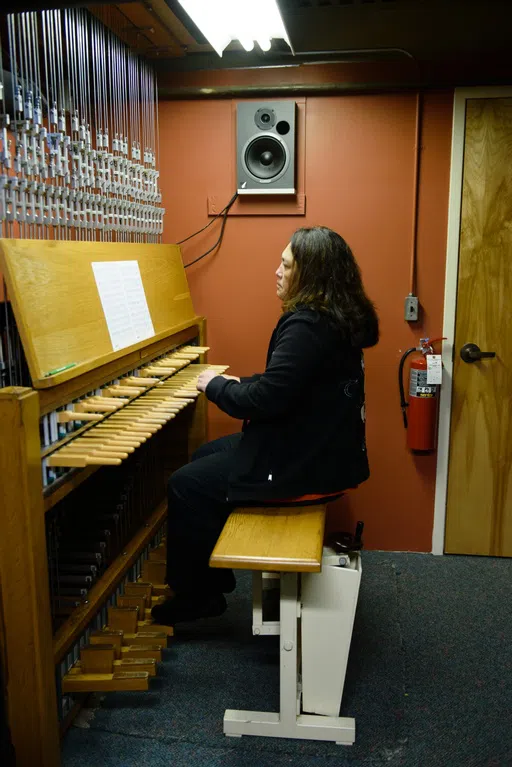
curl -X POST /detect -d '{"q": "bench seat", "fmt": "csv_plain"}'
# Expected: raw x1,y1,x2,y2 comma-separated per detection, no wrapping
209,504,327,573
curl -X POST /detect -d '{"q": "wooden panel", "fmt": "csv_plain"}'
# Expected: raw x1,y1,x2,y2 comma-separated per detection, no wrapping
0,388,60,767
0,240,197,387
90,0,210,58
445,97,512,556
210,505,326,573
0,570,15,762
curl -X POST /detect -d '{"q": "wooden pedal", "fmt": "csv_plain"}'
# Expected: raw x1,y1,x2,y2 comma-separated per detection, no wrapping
108,606,139,634
121,645,162,662
80,644,115,674
118,658,156,676
62,671,149,693
141,560,166,583
148,546,166,561
117,594,146,614
138,619,173,636
124,582,153,607
89,630,124,659
74,657,156,677
106,608,170,647
146,582,172,597
122,632,168,648
90,625,165,659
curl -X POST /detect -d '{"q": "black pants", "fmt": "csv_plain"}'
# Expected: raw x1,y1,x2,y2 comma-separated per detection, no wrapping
165,433,241,596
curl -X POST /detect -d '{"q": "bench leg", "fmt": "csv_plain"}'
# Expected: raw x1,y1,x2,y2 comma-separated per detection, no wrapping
252,572,280,636
224,572,355,744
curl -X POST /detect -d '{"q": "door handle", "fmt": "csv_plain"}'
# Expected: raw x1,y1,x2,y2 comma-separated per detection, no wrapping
460,343,496,363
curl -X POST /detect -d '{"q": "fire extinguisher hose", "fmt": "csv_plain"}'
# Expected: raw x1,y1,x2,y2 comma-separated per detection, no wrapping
399,347,417,428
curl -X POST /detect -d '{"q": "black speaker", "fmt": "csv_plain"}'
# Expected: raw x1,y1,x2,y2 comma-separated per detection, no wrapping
236,101,296,195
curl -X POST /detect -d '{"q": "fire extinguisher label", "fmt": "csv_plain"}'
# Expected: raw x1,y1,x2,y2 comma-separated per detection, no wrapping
426,354,443,384
410,369,436,397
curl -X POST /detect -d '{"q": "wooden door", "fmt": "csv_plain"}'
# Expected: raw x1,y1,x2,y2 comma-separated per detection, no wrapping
445,97,512,556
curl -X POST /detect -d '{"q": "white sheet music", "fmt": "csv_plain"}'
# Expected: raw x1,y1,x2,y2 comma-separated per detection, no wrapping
92,261,155,351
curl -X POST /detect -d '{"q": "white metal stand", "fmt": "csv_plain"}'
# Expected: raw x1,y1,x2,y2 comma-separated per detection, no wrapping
252,571,280,636
224,550,362,744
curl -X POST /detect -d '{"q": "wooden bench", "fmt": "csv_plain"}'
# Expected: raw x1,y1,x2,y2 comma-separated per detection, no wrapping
210,504,361,745
209,504,326,573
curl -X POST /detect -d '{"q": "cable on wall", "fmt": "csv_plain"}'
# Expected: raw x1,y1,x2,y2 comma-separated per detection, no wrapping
182,192,238,268
177,192,238,245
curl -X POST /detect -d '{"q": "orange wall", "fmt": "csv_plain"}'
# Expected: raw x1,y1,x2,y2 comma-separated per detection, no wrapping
159,91,453,552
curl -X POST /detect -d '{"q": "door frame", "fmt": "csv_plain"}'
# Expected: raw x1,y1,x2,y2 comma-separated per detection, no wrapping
432,86,512,555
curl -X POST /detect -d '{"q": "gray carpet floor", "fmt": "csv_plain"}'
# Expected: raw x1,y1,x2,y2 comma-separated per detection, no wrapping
61,552,512,767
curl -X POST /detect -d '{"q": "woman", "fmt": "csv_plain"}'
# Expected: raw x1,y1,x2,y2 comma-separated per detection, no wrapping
152,226,379,625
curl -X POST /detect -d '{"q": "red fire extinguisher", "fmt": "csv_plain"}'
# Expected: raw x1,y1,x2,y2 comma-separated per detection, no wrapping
399,338,444,452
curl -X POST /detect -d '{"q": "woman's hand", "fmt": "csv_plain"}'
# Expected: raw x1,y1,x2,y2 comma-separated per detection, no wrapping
196,370,219,392
196,371,240,392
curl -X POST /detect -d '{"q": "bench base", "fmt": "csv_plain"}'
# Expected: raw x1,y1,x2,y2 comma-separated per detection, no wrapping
221,567,359,745
224,710,355,745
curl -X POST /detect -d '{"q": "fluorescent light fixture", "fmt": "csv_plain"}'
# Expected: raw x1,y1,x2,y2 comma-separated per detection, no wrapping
177,0,292,57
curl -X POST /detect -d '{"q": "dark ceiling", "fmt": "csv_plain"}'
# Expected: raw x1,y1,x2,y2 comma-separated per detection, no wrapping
3,0,512,90
5,0,512,64
157,0,512,72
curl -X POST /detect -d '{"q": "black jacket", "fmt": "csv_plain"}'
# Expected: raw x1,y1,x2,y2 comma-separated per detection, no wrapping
205,308,371,503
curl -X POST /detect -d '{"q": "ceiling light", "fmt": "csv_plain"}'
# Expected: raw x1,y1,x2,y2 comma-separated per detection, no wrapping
177,0,292,57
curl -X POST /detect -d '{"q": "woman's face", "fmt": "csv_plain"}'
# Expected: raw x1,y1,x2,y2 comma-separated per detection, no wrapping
276,242,295,300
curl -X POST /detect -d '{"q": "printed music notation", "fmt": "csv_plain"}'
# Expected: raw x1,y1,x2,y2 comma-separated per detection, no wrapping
92,260,155,351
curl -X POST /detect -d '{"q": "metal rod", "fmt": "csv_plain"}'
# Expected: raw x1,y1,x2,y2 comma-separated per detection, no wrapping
1,7,163,252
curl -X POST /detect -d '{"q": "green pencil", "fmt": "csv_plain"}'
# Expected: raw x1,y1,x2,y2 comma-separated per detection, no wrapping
44,362,78,377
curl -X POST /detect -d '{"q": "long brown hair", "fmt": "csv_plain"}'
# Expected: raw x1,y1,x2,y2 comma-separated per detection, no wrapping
283,226,379,348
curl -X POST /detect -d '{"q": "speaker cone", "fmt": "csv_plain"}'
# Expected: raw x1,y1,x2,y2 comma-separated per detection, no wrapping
245,136,286,180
